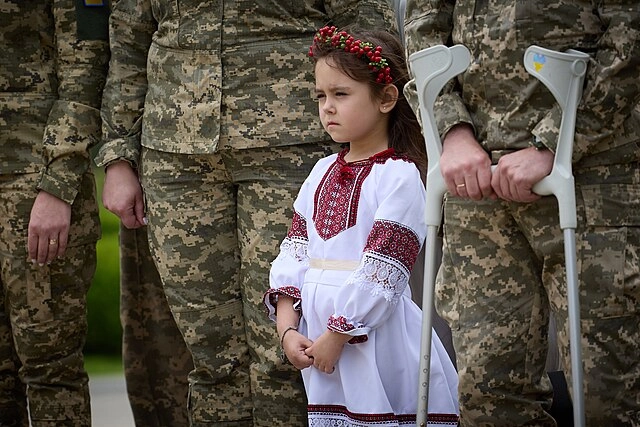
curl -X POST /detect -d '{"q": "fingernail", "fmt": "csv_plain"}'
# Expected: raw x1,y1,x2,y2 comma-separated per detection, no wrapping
31,259,36,264
143,217,148,225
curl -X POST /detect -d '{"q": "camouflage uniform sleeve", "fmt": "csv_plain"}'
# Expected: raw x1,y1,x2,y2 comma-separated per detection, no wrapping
38,0,109,204
403,0,472,138
325,0,398,33
533,2,640,160
94,0,155,169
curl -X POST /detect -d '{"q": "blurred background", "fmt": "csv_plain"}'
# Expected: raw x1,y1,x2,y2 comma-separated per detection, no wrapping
84,166,122,373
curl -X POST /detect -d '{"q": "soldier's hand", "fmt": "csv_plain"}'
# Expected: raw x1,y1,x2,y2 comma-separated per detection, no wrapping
491,147,554,202
103,161,146,228
440,124,494,200
28,191,71,265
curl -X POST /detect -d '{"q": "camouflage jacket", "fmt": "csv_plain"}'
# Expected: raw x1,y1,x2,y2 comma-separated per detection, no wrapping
0,0,110,204
95,0,397,168
405,0,640,166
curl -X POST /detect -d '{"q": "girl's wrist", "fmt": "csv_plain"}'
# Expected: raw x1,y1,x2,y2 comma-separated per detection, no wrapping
280,325,298,348
279,325,298,364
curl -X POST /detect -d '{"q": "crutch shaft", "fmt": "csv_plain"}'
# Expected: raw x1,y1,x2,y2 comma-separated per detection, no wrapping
416,226,439,425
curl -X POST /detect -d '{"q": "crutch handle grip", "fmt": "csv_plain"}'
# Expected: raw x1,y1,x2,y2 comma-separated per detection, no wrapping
409,45,472,227
524,46,589,229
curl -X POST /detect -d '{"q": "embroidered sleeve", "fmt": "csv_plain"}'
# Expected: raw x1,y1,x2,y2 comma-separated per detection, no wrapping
327,315,369,344
355,219,421,304
279,211,310,265
263,286,302,322
264,211,309,321
327,160,427,339
325,220,420,339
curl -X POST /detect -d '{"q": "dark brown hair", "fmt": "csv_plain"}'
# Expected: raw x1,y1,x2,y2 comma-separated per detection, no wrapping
309,27,426,174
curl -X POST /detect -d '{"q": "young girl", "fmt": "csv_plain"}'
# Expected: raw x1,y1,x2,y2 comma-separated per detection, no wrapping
264,26,459,426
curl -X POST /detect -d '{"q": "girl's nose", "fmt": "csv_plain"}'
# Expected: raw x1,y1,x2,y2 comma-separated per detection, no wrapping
322,98,335,114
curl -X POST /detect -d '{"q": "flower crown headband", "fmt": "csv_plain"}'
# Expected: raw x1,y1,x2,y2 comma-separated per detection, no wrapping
308,26,393,84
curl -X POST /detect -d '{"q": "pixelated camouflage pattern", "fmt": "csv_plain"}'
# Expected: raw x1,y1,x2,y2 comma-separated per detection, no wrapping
0,172,100,427
139,143,340,426
119,224,193,427
1,0,106,425
404,0,640,165
1,0,109,202
404,1,640,425
95,0,397,168
436,164,640,426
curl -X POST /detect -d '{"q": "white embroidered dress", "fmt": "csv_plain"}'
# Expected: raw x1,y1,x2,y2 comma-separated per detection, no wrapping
265,148,459,427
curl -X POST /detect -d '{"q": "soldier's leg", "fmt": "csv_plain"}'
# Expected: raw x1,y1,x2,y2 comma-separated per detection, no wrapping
140,148,252,426
552,164,640,425
228,143,338,426
0,303,28,426
0,177,29,427
0,173,97,427
438,196,555,426
16,244,95,427
0,175,28,426
119,224,193,426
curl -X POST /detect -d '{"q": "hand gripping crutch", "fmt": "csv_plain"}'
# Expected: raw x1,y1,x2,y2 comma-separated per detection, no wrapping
409,44,589,427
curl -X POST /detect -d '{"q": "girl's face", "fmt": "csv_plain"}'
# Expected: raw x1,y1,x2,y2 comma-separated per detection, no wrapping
314,58,389,155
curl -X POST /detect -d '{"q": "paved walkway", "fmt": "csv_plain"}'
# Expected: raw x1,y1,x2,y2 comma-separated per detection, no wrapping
90,374,135,427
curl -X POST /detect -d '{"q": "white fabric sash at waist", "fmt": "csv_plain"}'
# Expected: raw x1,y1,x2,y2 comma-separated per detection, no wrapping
308,258,359,271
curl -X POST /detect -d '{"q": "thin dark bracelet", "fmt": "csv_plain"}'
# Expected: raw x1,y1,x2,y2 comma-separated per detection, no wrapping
280,325,298,348
279,325,298,364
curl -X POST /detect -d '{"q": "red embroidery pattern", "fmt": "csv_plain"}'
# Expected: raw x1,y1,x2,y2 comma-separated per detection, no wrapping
347,335,368,344
308,404,459,426
364,220,420,272
281,211,309,264
327,315,368,344
327,315,356,332
265,286,301,312
313,149,402,240
288,211,308,239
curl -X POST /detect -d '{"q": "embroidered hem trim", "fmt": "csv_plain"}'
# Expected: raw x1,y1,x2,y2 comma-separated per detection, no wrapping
308,404,459,426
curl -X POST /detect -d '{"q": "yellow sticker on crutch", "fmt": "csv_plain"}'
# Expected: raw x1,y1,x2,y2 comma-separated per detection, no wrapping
533,53,546,72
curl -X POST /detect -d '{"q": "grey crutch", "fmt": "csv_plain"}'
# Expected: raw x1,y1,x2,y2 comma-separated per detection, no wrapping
409,44,589,427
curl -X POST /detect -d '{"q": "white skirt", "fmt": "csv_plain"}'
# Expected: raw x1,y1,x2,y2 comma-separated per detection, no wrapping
299,274,459,427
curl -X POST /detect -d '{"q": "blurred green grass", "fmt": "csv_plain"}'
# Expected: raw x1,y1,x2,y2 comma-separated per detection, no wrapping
85,353,124,376
85,167,122,356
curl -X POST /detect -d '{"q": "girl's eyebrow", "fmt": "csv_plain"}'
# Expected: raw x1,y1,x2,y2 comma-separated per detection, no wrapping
315,85,350,92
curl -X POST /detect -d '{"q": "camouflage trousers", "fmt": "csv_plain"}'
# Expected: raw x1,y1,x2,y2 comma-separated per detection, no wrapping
139,142,339,426
437,162,640,426
0,172,99,427
119,224,193,426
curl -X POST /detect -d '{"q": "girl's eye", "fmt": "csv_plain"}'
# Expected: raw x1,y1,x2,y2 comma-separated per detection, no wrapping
335,92,347,97
314,93,325,101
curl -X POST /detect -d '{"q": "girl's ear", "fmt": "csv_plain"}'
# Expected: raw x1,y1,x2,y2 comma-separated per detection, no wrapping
379,84,399,113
